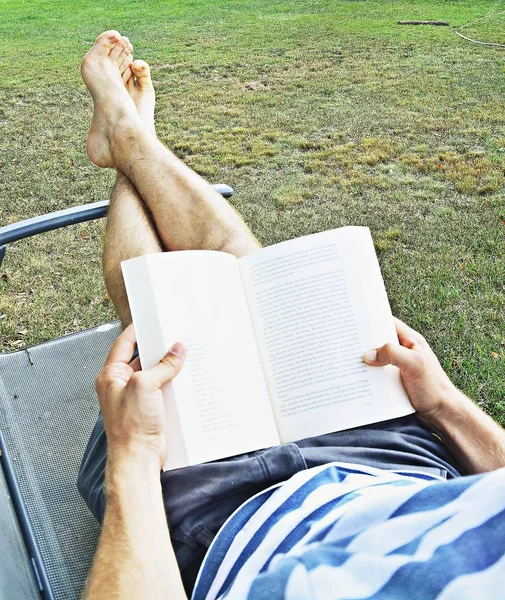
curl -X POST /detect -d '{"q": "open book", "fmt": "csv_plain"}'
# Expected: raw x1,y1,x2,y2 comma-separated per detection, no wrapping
122,227,413,471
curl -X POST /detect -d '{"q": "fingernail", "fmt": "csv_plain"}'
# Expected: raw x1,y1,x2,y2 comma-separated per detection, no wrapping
363,350,377,362
169,342,184,357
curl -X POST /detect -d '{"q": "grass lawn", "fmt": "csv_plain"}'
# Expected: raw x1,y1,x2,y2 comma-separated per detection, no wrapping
0,1,504,421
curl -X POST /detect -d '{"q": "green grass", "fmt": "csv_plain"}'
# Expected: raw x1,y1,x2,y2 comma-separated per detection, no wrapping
0,1,504,421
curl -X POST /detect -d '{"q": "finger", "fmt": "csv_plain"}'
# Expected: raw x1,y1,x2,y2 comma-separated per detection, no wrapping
142,343,186,389
129,356,141,372
394,317,416,349
393,317,426,349
103,323,137,366
363,342,421,371
96,361,135,396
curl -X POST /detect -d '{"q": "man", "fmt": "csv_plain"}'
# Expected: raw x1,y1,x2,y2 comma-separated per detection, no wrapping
77,31,505,600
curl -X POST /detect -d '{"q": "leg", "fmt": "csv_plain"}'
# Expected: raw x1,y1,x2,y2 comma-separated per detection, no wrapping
97,51,259,324
113,130,260,257
81,33,260,260
78,412,306,596
104,171,162,327
85,35,163,326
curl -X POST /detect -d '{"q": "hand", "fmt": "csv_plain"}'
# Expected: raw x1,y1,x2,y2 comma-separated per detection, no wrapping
95,324,186,469
363,317,459,423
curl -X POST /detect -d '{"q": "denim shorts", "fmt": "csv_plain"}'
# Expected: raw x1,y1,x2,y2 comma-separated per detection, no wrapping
78,413,462,596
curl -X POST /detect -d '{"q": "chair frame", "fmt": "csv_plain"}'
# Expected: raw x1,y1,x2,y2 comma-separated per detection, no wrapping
0,184,233,268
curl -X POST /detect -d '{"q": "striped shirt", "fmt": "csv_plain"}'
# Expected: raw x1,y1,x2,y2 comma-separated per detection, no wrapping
192,462,505,600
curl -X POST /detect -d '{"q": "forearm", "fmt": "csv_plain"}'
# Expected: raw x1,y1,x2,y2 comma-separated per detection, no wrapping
420,390,505,474
84,449,186,600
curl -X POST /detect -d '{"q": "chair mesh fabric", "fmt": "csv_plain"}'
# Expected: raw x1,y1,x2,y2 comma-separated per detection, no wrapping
0,465,40,599
0,322,121,600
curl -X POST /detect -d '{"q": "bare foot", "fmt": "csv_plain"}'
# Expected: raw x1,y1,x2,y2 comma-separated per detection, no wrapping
125,60,156,133
81,30,141,167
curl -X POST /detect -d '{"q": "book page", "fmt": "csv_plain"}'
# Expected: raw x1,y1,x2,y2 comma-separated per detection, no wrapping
122,251,279,470
239,227,413,443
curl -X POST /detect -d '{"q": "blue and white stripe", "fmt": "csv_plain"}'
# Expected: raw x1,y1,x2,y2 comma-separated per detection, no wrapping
193,462,505,600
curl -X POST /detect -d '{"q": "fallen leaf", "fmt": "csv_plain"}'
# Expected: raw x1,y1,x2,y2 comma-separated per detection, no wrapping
491,351,500,360
1,273,9,281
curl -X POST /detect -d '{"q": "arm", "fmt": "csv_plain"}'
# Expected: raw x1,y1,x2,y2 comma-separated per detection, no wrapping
84,325,187,600
85,451,185,600
363,318,505,474
421,389,505,475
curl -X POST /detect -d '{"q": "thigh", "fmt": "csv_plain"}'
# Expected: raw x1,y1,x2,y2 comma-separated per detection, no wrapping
160,443,306,593
296,414,463,479
78,413,461,595
77,416,306,595
77,415,108,523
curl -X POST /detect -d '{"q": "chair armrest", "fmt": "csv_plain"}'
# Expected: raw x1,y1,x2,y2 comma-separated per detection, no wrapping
0,184,233,247
0,200,110,247
0,184,233,267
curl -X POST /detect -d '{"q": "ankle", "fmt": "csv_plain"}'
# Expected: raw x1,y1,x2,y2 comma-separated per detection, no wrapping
109,114,149,166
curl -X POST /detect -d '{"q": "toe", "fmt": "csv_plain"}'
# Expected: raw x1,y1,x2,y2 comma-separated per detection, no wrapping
121,36,132,51
131,60,152,87
122,66,133,85
119,54,133,76
93,30,122,54
109,35,130,60
109,41,124,61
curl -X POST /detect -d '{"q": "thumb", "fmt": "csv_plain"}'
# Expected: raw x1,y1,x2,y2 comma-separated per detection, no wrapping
144,343,186,389
363,342,419,371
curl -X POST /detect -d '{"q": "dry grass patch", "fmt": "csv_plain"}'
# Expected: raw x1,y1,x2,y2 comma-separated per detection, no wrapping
273,185,312,207
401,149,504,194
303,137,399,175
